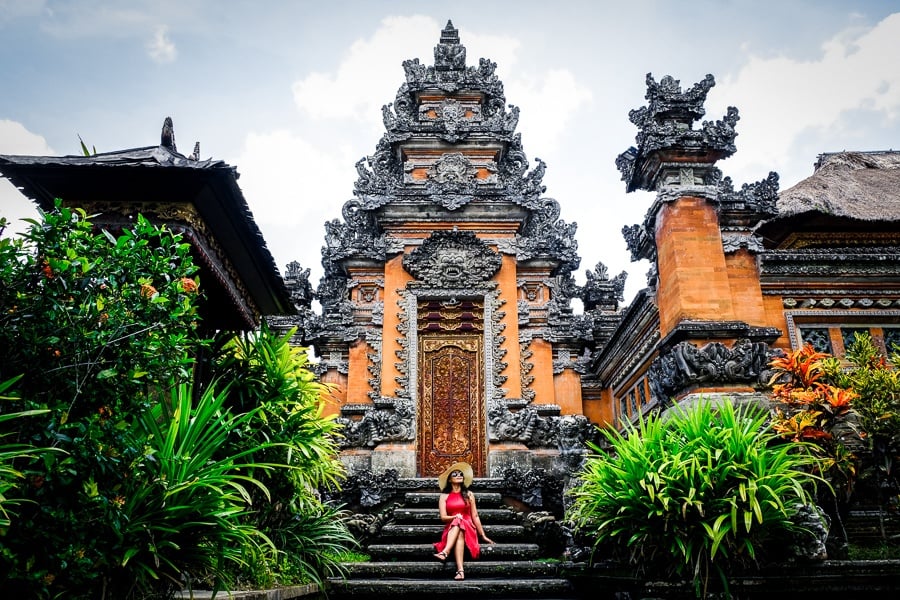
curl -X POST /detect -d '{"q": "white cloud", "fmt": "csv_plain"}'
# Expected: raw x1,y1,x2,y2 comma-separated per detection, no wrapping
230,129,357,274
0,0,46,22
507,68,593,155
147,24,176,63
292,15,439,128
709,12,900,186
290,16,523,135
0,120,53,234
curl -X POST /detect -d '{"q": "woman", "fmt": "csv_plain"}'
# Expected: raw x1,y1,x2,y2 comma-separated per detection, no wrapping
432,461,494,581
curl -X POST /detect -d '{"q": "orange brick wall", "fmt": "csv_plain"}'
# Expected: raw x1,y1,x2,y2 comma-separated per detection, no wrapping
496,254,521,398
583,387,612,427
319,370,346,418
655,196,735,337
346,339,372,405
763,294,792,351
381,254,413,397
553,369,583,415
724,248,767,326
528,338,555,404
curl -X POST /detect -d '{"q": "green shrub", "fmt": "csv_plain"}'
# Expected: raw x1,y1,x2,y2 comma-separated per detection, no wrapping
211,324,356,588
109,383,279,597
567,400,827,597
0,204,355,597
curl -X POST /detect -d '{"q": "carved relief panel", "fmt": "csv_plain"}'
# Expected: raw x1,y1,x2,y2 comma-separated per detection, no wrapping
418,335,485,477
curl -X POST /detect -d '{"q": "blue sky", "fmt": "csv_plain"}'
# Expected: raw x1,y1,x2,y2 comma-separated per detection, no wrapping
2,1,899,304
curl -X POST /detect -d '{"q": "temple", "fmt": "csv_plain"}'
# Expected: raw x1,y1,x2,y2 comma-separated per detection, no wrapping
3,21,899,483
271,22,900,479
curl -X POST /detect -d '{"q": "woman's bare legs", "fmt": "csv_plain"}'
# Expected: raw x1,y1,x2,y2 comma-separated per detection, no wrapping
452,526,465,579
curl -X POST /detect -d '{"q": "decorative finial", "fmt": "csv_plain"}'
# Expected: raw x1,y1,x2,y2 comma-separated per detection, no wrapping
615,73,739,192
190,141,200,161
161,116,176,152
434,20,465,71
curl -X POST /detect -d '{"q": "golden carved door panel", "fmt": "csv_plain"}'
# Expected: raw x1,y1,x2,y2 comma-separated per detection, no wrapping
418,335,485,477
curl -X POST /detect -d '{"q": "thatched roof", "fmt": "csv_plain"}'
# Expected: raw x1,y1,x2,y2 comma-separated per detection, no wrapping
775,150,900,220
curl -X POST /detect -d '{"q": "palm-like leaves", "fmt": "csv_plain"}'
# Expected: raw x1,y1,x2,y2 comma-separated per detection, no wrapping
113,382,278,595
568,400,826,597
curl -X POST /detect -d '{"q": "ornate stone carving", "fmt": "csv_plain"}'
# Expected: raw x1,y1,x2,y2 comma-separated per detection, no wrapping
516,198,580,273
487,401,599,453
403,229,501,288
716,170,780,222
622,221,656,263
424,152,478,208
322,468,402,511
322,199,387,264
336,398,415,448
721,231,766,254
366,334,382,401
581,262,626,311
520,340,536,402
616,73,739,193
648,338,781,403
761,247,900,278
284,261,313,309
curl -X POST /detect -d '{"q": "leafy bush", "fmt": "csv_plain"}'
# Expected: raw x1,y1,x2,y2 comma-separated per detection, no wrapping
210,324,355,588
0,205,355,598
567,400,826,597
106,383,279,597
768,343,860,503
0,203,206,597
821,332,900,509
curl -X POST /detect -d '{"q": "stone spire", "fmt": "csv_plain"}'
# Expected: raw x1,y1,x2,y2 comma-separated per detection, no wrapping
434,20,465,71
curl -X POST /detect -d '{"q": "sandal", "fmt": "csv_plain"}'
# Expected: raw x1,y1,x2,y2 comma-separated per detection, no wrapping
454,569,464,580
433,550,447,561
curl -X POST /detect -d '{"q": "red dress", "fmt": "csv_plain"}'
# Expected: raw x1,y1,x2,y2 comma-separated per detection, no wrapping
433,491,481,559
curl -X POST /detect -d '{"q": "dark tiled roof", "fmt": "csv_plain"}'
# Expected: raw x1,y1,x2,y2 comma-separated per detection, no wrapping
0,145,293,324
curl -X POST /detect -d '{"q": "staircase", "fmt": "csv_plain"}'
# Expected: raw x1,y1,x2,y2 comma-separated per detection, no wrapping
326,479,579,599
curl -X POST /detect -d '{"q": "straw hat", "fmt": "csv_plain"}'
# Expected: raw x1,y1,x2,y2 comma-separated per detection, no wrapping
438,461,474,489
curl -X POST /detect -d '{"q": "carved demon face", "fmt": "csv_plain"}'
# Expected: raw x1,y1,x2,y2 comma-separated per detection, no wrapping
438,249,466,282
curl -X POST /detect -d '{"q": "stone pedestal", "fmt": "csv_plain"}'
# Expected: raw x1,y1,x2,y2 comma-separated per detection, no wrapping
339,448,373,475
371,442,416,477
488,443,533,476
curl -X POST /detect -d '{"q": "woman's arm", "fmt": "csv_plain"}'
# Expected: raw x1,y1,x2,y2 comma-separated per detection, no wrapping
438,493,453,523
469,495,494,543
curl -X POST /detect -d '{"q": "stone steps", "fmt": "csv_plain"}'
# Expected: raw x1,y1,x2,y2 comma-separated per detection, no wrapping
326,485,578,599
393,507,520,523
330,577,574,598
342,560,563,578
366,542,542,561
378,523,527,542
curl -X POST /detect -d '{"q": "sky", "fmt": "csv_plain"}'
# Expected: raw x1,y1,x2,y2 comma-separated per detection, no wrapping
2,1,900,305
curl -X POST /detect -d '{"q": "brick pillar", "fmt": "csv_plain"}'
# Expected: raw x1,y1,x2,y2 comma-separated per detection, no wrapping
655,195,735,338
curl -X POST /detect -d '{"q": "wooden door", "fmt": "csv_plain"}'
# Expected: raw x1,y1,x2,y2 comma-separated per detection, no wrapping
418,335,486,477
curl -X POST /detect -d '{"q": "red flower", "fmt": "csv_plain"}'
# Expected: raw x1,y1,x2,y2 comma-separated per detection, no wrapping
179,277,198,293
140,284,158,298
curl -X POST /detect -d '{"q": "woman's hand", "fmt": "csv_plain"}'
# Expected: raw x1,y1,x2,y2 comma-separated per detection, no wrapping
481,535,494,544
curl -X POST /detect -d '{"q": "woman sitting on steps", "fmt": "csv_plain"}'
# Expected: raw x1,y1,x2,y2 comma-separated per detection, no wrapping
432,461,494,580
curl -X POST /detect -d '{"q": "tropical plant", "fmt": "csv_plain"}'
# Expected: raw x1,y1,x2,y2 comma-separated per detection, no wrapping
0,376,59,530
0,203,206,597
768,343,860,504
567,400,827,598
821,332,900,513
210,324,356,588
106,383,280,597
